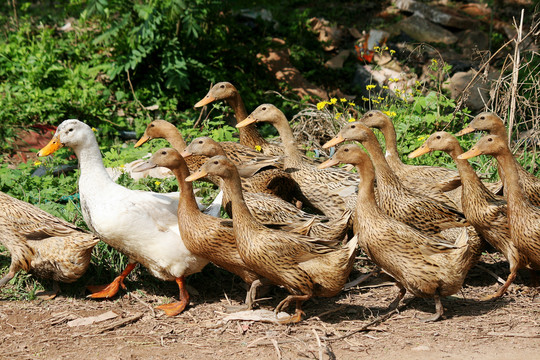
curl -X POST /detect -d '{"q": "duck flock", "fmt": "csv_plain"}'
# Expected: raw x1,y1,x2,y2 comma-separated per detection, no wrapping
1,82,539,323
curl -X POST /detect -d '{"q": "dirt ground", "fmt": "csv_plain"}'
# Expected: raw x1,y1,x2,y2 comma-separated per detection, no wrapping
1,254,539,360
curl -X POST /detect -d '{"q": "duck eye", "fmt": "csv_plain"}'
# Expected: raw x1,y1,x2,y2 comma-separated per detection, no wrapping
344,148,349,152
262,107,266,111
69,128,74,132
213,161,218,165
351,125,356,129
198,140,203,144
436,135,441,139
161,151,167,155
150,124,155,127
220,84,225,88
369,113,373,117
488,138,493,142
480,116,485,120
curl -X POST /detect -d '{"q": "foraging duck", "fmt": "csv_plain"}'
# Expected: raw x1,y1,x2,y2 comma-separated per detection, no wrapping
194,82,283,156
459,135,540,295
409,132,513,298
0,191,98,296
238,104,358,219
319,144,483,321
359,110,461,193
457,112,539,206
38,119,209,316
323,122,468,235
183,137,351,243
186,155,358,323
135,148,265,309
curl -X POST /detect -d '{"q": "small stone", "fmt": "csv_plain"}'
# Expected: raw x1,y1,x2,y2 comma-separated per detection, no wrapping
397,14,458,45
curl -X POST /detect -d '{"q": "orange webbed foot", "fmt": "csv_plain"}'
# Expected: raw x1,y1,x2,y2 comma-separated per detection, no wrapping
86,279,126,299
278,309,305,324
156,300,189,316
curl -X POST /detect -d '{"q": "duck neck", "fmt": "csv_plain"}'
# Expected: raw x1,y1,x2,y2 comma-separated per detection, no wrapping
354,161,379,213
162,128,188,152
488,121,508,140
445,143,485,189
493,149,528,211
174,160,202,214
221,169,262,231
73,137,112,183
360,133,401,185
270,114,302,164
378,121,403,168
227,93,268,148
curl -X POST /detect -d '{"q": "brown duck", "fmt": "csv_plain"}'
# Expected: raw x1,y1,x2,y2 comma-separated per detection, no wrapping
320,144,484,321
238,104,358,219
194,82,283,156
409,132,515,299
323,122,468,235
457,112,538,206
135,148,266,309
182,137,351,243
186,155,358,323
459,135,540,295
0,191,99,297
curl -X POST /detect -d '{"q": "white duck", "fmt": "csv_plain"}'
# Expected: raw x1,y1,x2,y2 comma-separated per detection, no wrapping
37,119,209,316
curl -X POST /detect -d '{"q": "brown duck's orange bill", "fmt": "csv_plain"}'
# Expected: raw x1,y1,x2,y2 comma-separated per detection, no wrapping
457,147,482,160
194,95,216,108
408,144,431,159
236,115,256,128
134,134,150,148
37,136,63,156
185,169,208,182
322,134,345,149
180,150,192,158
318,158,340,170
455,126,475,137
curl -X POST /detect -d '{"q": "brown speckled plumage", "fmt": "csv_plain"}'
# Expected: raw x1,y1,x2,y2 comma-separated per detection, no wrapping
459,135,540,295
183,137,350,243
187,156,358,322
240,104,358,220
457,112,539,206
328,122,468,236
322,145,483,321
0,191,98,286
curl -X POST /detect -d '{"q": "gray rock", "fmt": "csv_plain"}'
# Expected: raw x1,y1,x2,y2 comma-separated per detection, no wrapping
458,30,490,57
397,13,458,44
445,69,497,111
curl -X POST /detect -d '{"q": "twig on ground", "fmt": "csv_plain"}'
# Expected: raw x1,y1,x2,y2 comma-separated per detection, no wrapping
344,272,373,290
476,264,507,285
487,332,540,338
271,338,282,359
313,305,348,319
129,291,156,318
312,328,323,360
91,312,144,334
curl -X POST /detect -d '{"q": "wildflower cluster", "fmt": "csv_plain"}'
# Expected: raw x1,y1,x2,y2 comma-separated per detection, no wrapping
316,98,357,123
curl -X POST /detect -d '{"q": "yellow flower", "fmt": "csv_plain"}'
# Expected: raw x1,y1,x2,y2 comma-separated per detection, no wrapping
415,81,421,87
378,96,384,100
418,135,427,141
348,118,356,123
155,181,161,186
255,145,262,152
389,49,396,55
120,164,125,168
334,112,342,119
316,101,327,110
382,85,389,89
383,110,397,117
366,84,376,91
431,59,438,65
348,102,356,107
361,97,369,101
340,98,347,102
384,46,389,50
330,98,337,104
34,161,42,166
91,127,97,132
372,99,380,104
373,46,380,51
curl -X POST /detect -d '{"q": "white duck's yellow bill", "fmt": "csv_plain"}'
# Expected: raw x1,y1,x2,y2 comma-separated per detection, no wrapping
236,115,256,128
185,169,208,182
455,126,475,137
194,95,216,108
457,147,482,160
408,144,431,158
134,134,151,148
38,136,63,156
322,134,345,149
318,158,340,170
